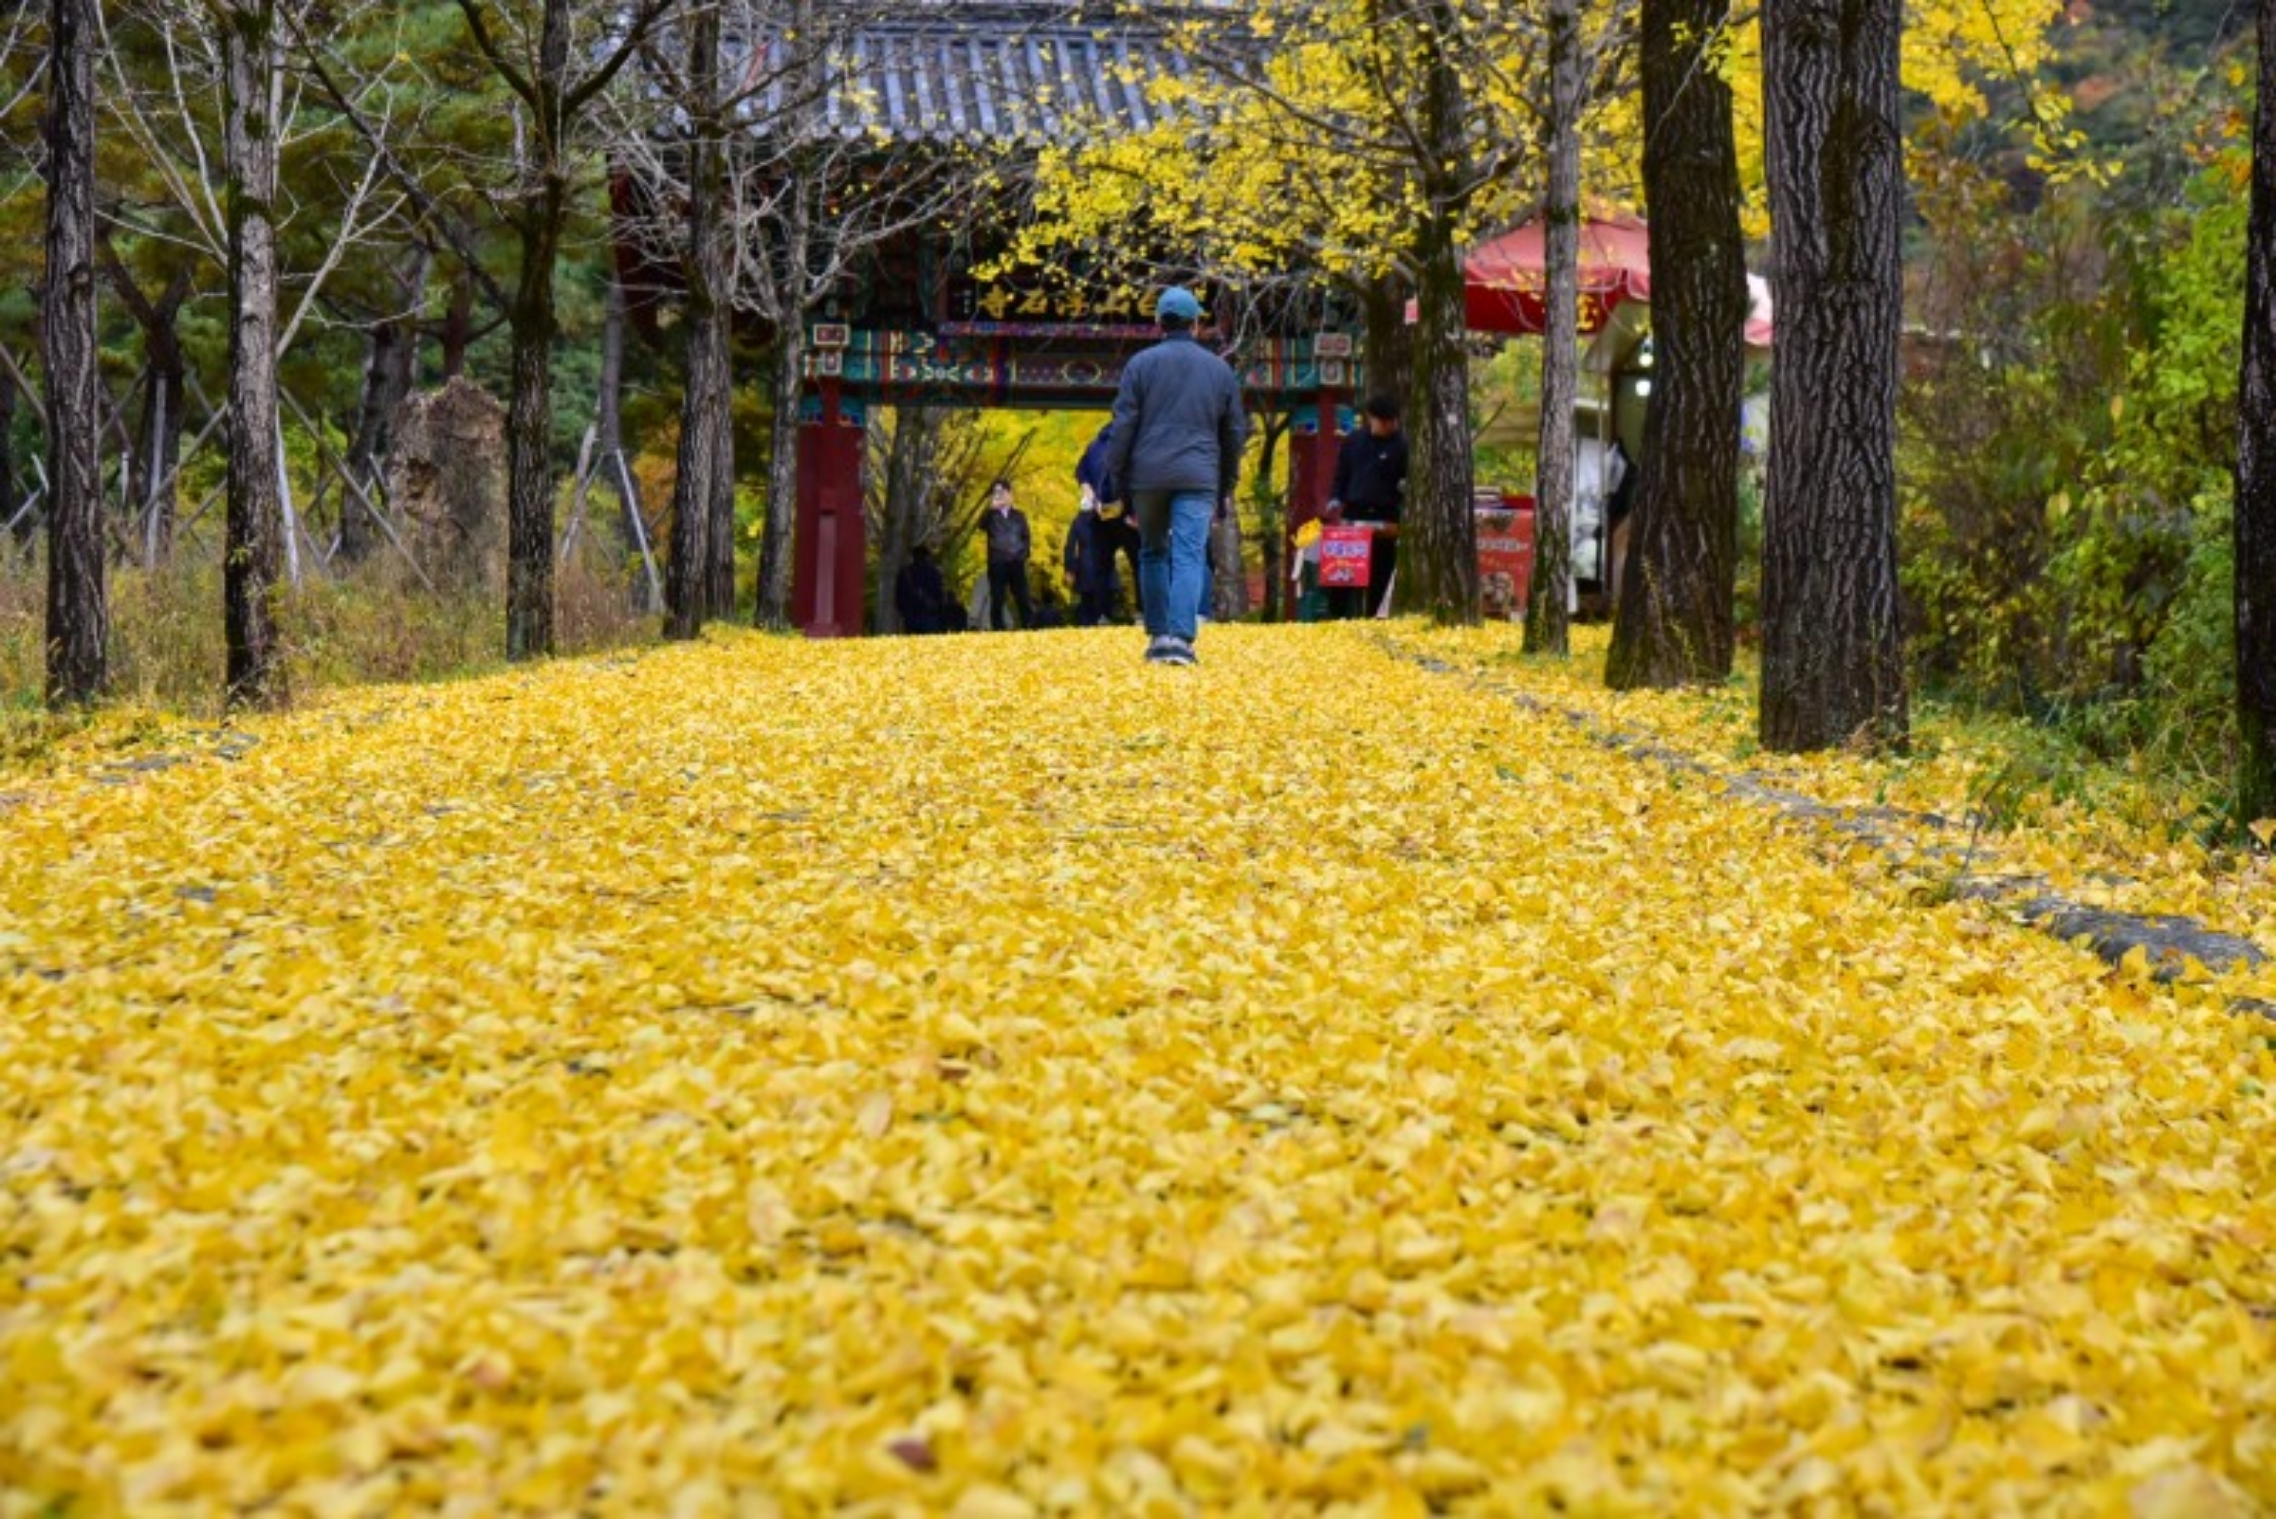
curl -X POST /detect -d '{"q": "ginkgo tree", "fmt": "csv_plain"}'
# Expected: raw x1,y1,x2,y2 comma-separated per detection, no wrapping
1011,0,1636,626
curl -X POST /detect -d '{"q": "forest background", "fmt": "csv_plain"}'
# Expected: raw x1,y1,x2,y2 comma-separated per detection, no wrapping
0,0,2260,828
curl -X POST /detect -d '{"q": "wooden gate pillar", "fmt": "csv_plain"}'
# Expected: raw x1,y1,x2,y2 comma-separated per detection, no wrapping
792,370,866,637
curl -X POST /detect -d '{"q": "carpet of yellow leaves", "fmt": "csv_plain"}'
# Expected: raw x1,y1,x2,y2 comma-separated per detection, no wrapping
4,622,2275,1515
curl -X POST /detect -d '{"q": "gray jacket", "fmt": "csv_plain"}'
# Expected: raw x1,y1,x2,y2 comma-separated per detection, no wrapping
1107,333,1246,497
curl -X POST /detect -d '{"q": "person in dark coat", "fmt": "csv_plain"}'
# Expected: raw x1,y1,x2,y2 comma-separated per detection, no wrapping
1079,422,1141,621
979,480,1034,630
1063,493,1115,627
1324,392,1409,619
893,542,949,634
1106,287,1246,664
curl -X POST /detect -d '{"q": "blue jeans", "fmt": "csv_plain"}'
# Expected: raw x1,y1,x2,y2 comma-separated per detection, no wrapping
1133,489,1213,642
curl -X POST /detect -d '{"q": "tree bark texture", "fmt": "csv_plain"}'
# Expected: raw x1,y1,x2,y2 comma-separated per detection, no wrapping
2237,0,2276,825
342,244,429,563
1758,0,1909,752
666,6,732,638
1606,0,1749,688
498,0,584,662
224,0,286,711
1361,275,1414,413
43,0,106,707
755,321,805,630
505,209,564,660
1525,0,1584,657
1402,0,1479,624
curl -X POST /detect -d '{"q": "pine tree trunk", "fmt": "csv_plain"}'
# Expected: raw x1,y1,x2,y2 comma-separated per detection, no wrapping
1402,0,1478,624
342,244,428,563
224,0,286,711
1525,0,1584,657
755,321,805,630
1605,0,1748,688
2238,0,2276,825
1758,0,1908,752
42,0,105,707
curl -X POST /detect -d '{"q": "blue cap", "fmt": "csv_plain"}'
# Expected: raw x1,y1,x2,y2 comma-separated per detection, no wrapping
1156,287,1204,323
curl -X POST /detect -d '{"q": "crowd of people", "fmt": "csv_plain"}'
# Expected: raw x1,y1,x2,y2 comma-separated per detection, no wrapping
892,285,1412,658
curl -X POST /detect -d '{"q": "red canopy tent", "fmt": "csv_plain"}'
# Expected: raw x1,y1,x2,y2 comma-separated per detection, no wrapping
1450,212,1774,346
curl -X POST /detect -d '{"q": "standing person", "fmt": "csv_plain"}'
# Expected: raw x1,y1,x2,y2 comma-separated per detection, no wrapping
1079,421,1141,621
1323,393,1409,619
894,541,949,634
980,479,1033,630
1065,489,1114,626
1107,287,1245,665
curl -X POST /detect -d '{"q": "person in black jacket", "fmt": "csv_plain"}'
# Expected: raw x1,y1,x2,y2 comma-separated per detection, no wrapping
1324,393,1409,619
1078,422,1142,622
893,542,949,634
1063,493,1115,626
980,480,1034,630
1106,288,1246,665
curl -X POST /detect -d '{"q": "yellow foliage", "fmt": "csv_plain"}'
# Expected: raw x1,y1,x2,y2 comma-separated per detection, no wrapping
2,621,2273,1510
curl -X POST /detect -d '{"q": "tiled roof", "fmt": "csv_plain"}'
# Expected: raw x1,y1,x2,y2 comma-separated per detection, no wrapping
750,4,1226,145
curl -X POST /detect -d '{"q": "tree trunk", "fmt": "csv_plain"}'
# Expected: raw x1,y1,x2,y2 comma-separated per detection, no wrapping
1758,0,1908,752
873,404,938,634
1525,0,1584,657
1361,275,1414,413
1401,0,1479,624
755,321,805,630
342,244,429,563
440,271,474,379
133,340,187,567
43,0,105,707
224,0,286,711
1606,0,1749,688
101,253,193,569
504,210,564,660
667,5,732,638
1251,411,1288,622
0,365,20,552
598,266,648,604
2238,0,2276,825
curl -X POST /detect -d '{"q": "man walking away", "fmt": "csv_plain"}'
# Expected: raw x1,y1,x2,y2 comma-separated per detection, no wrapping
981,480,1034,630
1324,393,1408,619
894,541,949,634
1108,287,1246,665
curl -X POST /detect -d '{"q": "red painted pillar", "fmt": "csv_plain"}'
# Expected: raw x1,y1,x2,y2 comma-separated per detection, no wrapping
792,374,866,637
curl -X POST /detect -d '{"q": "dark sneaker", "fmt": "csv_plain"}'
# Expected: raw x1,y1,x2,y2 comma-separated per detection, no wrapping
1144,636,1178,663
1161,638,1198,666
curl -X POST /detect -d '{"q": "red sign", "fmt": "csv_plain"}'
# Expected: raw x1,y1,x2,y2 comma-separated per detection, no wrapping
1318,524,1374,588
1477,502,1535,620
